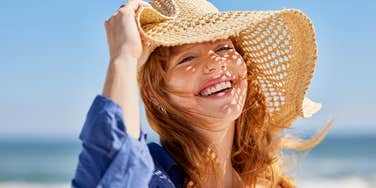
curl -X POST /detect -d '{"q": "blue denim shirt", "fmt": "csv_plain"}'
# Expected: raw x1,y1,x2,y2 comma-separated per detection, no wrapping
71,95,186,188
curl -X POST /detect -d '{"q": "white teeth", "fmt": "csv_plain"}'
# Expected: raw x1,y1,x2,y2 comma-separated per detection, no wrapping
199,81,232,96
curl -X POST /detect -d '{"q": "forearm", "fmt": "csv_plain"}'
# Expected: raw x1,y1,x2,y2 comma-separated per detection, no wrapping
102,56,140,140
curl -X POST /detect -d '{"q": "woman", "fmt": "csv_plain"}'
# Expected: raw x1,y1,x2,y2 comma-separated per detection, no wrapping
72,0,333,187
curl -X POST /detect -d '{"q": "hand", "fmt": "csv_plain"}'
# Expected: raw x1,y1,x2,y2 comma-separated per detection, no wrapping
104,0,153,68
102,0,153,140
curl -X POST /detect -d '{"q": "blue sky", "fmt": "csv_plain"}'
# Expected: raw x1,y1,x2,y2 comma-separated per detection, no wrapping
0,0,375,139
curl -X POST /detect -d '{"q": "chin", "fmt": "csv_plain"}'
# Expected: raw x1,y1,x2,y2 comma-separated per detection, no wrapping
215,104,244,123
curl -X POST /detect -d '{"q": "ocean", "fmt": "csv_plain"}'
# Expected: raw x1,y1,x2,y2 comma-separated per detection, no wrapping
0,135,375,188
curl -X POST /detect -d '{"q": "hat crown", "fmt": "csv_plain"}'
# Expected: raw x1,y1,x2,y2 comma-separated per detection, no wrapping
150,0,219,18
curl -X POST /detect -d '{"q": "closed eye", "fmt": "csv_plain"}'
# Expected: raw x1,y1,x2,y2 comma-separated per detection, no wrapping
178,56,195,64
177,46,233,64
216,46,233,52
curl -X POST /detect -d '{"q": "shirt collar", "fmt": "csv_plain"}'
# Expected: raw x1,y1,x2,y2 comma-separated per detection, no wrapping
147,142,186,187
147,142,180,172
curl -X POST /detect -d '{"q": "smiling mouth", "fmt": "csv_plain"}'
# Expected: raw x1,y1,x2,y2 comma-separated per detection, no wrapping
197,80,234,97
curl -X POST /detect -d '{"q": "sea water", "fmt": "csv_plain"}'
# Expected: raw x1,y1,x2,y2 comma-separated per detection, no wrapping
0,135,375,188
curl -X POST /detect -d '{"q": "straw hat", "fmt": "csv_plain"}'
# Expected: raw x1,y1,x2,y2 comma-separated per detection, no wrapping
136,0,322,134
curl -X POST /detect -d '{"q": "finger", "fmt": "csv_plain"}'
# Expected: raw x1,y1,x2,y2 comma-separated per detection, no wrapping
110,0,149,23
141,38,153,53
117,0,131,11
138,1,152,8
122,0,150,11
112,11,120,17
118,4,126,10
104,17,112,27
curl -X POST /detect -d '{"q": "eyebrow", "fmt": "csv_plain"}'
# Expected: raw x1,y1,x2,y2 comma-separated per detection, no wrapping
171,45,195,57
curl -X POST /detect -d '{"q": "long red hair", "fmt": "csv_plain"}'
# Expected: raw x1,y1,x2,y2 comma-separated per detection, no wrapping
137,38,332,188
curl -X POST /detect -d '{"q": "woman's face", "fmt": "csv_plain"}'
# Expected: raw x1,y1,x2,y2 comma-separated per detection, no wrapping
165,38,248,127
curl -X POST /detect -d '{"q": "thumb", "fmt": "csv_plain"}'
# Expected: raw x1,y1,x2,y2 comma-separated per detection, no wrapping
138,37,157,68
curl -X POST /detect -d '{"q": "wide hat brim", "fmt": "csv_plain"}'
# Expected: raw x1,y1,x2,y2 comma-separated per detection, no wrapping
136,3,322,134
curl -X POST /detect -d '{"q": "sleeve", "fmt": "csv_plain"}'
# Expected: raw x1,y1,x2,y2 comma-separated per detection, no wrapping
71,94,155,188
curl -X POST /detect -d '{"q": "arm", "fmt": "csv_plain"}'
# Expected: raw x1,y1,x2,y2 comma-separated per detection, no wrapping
71,1,156,187
102,0,153,141
71,95,154,187
102,57,140,140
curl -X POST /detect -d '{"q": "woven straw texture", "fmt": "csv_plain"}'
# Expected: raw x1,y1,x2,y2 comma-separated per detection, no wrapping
136,0,322,133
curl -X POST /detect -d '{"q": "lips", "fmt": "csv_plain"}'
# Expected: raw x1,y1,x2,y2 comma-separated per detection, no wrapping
196,74,236,96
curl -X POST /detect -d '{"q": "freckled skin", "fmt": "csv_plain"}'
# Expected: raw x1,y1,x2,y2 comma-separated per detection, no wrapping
163,39,249,186
164,38,248,127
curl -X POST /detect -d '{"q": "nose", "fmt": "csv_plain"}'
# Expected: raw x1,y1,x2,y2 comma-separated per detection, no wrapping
203,51,227,74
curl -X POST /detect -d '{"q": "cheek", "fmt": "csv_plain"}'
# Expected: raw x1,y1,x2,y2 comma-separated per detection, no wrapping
165,68,199,95
229,54,247,76
167,62,203,91
238,59,247,76
167,74,186,88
